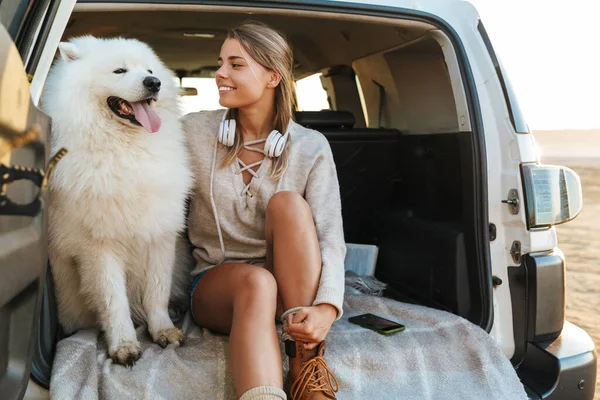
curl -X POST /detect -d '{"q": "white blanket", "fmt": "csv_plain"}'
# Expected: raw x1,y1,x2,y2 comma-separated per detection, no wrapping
50,294,527,400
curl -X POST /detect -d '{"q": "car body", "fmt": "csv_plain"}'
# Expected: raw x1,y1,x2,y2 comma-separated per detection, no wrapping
0,0,596,399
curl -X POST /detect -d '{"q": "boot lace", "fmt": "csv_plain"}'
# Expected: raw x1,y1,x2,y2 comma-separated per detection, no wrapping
290,355,339,399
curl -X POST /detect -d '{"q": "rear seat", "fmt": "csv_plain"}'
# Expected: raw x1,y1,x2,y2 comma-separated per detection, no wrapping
296,111,476,317
295,111,402,243
295,110,471,318
295,110,401,140
295,110,464,228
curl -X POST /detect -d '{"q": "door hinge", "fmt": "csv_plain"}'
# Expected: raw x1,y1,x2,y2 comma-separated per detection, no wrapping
501,189,520,215
510,240,522,264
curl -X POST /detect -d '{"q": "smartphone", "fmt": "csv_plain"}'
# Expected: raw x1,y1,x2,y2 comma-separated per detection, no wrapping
348,313,406,335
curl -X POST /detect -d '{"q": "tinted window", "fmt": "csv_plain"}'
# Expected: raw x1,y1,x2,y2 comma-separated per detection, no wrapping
478,21,530,133
0,0,31,40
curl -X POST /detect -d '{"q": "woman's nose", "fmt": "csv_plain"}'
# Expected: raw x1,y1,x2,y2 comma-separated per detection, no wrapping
215,65,227,79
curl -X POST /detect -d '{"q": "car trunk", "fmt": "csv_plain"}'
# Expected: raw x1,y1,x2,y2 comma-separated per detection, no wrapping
315,122,482,323
61,2,490,327
32,2,492,388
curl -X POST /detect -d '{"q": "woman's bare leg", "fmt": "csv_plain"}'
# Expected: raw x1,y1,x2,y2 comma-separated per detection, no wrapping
265,191,339,398
191,263,283,395
265,191,322,318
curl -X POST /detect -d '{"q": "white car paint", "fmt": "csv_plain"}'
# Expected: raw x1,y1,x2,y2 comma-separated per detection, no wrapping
29,0,78,105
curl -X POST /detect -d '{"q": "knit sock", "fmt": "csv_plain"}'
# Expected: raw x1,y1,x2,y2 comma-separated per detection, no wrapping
239,385,287,400
280,306,302,342
281,307,303,357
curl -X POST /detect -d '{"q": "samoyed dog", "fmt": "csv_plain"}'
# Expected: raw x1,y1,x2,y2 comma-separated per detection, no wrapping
42,36,193,366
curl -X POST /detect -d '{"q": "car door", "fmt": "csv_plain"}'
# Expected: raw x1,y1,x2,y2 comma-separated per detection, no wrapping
0,1,74,398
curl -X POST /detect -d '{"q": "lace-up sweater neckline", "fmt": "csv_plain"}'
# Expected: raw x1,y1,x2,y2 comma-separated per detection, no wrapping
181,109,346,318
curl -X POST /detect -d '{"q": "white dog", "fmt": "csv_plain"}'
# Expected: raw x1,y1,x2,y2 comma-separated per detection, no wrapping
42,36,193,366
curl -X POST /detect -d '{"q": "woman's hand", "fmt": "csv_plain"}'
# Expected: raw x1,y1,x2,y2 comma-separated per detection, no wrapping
284,304,337,350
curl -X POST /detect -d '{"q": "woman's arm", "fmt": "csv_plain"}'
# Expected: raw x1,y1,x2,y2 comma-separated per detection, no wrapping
303,137,346,320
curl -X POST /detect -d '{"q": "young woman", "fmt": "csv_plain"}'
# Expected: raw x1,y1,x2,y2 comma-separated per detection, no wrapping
181,21,345,400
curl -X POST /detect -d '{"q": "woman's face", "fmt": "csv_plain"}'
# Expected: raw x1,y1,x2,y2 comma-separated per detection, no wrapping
216,38,276,109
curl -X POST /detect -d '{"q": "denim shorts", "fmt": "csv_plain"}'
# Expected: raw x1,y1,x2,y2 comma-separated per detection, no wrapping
188,270,209,325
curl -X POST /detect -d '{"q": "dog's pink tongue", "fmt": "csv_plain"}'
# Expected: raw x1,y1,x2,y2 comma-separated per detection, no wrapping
131,101,161,133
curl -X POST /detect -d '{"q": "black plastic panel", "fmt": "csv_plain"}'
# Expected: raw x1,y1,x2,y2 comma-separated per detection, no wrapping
375,212,471,317
295,110,355,129
0,281,39,399
530,252,565,342
518,322,597,399
326,131,402,244
318,130,488,328
509,251,567,366
509,262,529,366
31,267,61,389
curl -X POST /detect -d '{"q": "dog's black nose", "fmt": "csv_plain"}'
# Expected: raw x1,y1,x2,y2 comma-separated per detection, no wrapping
143,76,161,92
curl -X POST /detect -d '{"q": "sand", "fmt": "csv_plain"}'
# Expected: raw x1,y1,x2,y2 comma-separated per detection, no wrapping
534,130,600,398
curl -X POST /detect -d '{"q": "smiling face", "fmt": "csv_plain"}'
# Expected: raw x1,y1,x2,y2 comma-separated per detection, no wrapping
106,73,162,134
215,38,278,109
54,37,171,134
100,54,163,134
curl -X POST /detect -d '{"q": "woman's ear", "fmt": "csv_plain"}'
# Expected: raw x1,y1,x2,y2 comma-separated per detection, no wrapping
267,72,282,88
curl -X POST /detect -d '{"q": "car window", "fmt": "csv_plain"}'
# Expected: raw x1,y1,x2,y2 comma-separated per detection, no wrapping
178,73,332,115
478,21,529,133
0,0,31,40
179,77,223,115
296,73,330,111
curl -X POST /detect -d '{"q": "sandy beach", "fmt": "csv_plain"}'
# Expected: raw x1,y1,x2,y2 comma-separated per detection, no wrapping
534,130,600,398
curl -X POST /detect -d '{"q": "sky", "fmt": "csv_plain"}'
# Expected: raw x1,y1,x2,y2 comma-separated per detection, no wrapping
182,0,600,130
469,0,600,130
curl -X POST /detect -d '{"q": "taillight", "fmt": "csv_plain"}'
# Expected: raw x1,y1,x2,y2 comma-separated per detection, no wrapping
521,164,583,229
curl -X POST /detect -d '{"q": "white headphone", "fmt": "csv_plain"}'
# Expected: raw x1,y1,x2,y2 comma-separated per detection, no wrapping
218,114,237,147
218,110,289,158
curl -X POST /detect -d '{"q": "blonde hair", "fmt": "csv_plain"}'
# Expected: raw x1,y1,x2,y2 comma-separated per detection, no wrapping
220,21,295,180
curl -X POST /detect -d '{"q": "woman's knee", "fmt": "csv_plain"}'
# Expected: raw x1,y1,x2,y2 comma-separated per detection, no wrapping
234,267,278,309
266,191,311,222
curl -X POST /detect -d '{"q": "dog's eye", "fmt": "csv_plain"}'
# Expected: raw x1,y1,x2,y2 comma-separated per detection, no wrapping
148,69,153,74
113,68,128,74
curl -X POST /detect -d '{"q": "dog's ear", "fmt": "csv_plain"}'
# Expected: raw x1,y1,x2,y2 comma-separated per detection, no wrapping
58,42,81,62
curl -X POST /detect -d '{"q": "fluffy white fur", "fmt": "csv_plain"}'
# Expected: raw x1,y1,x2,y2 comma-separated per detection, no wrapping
42,36,193,366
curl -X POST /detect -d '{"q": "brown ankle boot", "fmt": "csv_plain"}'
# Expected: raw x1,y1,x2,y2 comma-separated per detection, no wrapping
285,340,339,400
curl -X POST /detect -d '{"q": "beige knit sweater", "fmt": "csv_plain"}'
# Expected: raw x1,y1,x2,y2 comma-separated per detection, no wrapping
181,109,346,318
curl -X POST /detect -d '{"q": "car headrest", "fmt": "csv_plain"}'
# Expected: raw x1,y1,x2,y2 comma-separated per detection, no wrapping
294,111,355,129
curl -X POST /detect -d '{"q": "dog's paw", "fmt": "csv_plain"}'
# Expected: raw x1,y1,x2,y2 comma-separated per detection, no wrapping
155,327,185,348
110,341,141,367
